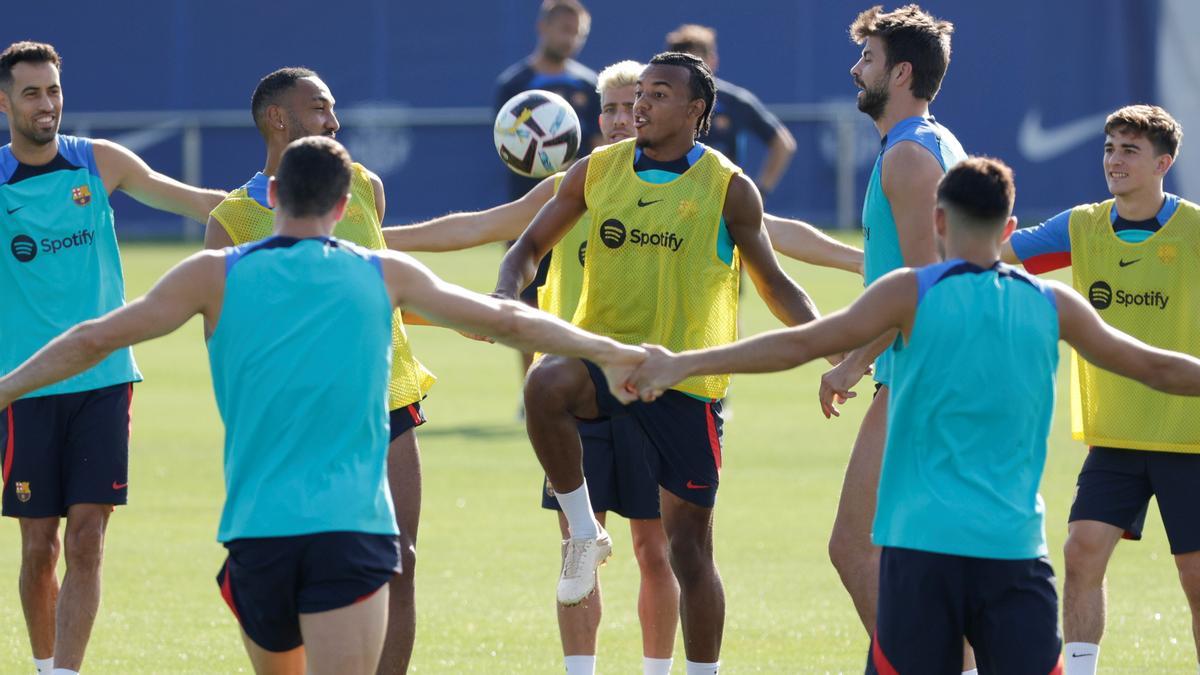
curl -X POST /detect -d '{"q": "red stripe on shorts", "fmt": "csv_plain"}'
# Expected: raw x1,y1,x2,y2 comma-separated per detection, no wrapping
1049,654,1064,675
126,383,134,436
2,405,12,485
704,403,722,470
219,563,242,622
871,629,899,675
407,403,421,425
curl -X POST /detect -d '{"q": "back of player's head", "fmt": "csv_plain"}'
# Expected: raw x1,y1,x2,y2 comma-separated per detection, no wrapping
596,60,642,95
937,157,1015,230
275,137,352,218
665,24,717,61
540,0,591,33
849,5,954,102
647,51,717,137
251,67,318,136
1105,104,1183,158
0,41,61,91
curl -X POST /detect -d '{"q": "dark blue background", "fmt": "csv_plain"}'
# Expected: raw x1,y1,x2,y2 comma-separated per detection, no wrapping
0,0,1162,233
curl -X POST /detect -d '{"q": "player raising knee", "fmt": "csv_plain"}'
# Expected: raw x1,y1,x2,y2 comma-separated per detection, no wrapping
630,156,1200,674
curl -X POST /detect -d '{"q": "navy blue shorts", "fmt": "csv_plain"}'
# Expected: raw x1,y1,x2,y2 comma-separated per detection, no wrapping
1,382,133,518
584,361,723,508
217,531,401,653
389,402,426,442
869,547,1063,675
541,416,660,519
1070,446,1200,553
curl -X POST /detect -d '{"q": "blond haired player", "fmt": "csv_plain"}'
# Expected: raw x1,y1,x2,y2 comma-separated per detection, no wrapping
1002,105,1200,675
202,68,433,674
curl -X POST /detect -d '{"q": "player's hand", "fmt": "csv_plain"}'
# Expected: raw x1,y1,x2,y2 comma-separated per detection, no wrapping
598,344,646,405
630,344,688,402
818,359,871,419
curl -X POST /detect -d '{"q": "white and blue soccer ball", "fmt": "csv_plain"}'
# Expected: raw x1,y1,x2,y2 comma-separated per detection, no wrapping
493,90,581,178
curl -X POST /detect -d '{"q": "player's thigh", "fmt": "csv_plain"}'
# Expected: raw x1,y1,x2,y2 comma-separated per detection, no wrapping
626,392,721,510
527,355,600,419
1147,451,1200,555
966,556,1062,674
871,547,966,675
3,394,66,518
1068,447,1152,538
834,388,889,534
300,585,389,675
64,383,132,510
239,631,305,675
386,409,424,542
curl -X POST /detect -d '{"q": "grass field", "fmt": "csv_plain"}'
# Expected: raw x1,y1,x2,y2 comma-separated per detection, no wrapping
0,239,1194,673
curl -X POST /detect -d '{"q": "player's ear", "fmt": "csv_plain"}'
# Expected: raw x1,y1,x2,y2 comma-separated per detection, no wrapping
266,104,284,133
266,177,277,209
0,87,10,115
329,193,350,222
1155,153,1174,177
891,61,912,90
1000,215,1018,243
934,205,948,239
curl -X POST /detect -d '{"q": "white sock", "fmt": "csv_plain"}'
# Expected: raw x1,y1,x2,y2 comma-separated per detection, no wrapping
1064,642,1100,675
564,654,596,674
644,656,673,674
963,670,978,675
685,660,719,675
51,669,79,675
555,483,599,539
33,658,53,674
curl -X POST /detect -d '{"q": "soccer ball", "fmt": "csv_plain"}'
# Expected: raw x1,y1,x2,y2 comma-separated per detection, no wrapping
493,90,581,178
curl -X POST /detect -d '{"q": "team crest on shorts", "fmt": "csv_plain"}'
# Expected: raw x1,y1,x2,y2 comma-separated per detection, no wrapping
545,481,556,498
72,185,92,206
15,482,30,503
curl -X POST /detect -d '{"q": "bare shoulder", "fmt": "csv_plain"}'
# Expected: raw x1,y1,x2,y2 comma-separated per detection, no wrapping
723,172,763,221
881,140,941,175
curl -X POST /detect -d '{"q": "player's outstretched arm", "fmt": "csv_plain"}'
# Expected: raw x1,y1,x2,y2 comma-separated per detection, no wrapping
765,213,863,275
380,250,643,402
0,252,223,408
1055,281,1200,394
92,139,226,224
383,176,556,252
726,174,820,327
494,159,589,298
632,269,917,401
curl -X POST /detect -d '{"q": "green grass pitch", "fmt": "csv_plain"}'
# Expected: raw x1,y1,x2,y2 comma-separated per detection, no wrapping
0,240,1193,672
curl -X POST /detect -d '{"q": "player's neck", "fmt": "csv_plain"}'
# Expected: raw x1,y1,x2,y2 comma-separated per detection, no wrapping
1113,184,1165,221
8,131,59,166
945,234,1001,269
638,135,695,163
274,216,335,239
875,98,930,138
262,147,286,177
531,51,567,74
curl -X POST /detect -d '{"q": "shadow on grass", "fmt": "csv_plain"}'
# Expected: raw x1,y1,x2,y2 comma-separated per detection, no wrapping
418,423,526,439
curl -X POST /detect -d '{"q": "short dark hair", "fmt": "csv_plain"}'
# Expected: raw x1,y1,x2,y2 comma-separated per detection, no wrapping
850,5,954,102
275,137,352,218
647,52,717,137
937,157,1015,227
665,24,717,61
0,41,61,90
1104,104,1183,158
251,67,318,134
540,0,590,33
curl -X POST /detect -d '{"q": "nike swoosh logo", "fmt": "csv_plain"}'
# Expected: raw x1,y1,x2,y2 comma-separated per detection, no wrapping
1018,109,1111,163
1071,652,1094,658
6,205,24,215
686,480,710,489
112,481,128,490
1119,258,1141,267
637,198,662,207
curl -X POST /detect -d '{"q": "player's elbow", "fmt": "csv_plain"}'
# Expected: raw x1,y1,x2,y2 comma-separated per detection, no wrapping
773,127,797,154
71,320,118,360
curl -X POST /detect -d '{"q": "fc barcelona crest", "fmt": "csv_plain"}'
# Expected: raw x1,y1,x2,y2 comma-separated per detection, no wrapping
72,185,92,207
15,482,30,503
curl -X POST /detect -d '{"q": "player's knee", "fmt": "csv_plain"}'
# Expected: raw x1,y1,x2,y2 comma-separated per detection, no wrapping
1063,531,1109,581
666,535,714,581
21,534,60,573
1175,557,1200,601
631,532,672,578
64,520,107,570
524,358,578,409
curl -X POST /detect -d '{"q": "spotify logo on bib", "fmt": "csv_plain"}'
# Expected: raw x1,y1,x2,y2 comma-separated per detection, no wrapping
10,234,36,263
577,240,587,266
600,219,626,248
1088,281,1112,310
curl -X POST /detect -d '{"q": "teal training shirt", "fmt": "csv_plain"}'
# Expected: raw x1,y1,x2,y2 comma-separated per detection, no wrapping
208,236,398,541
0,135,141,397
872,260,1059,559
862,116,965,386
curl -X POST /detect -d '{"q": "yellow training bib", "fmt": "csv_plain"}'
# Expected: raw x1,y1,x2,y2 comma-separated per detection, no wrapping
537,172,591,323
210,163,436,410
1068,198,1200,452
575,139,740,399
